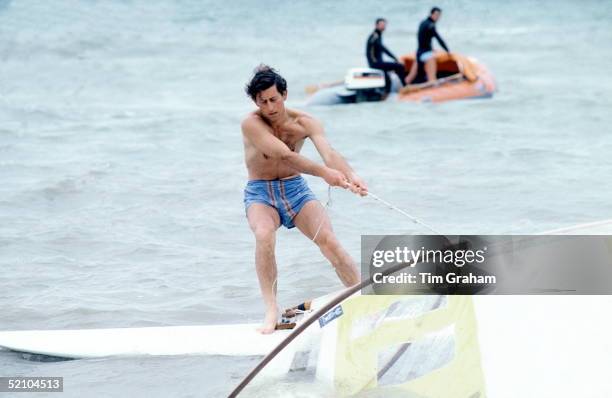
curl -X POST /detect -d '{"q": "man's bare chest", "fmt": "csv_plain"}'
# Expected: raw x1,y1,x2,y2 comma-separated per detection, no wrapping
271,127,306,151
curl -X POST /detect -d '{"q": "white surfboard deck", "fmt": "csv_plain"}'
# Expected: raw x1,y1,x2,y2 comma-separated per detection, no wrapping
0,293,337,359
0,324,294,358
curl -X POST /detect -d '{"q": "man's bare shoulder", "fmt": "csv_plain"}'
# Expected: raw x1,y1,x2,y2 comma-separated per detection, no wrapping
289,109,323,134
287,108,315,122
241,112,268,133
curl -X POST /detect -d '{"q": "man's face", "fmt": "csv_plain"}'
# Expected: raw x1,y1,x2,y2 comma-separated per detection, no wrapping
255,85,286,121
431,11,441,22
376,20,387,31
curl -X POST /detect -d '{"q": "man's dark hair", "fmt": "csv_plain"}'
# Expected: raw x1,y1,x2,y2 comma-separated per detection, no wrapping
431,7,441,15
245,64,287,101
375,18,386,25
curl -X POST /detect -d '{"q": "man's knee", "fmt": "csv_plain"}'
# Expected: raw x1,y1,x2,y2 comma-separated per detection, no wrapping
252,224,276,244
315,231,339,252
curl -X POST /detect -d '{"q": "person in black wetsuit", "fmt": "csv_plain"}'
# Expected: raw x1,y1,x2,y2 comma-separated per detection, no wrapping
405,7,450,84
365,18,406,93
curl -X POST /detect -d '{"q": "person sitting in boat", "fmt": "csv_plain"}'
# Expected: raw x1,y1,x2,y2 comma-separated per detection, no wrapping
405,7,450,84
242,65,366,334
366,18,407,93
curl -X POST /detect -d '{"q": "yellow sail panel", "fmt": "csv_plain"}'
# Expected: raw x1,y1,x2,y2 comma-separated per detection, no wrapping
333,295,486,397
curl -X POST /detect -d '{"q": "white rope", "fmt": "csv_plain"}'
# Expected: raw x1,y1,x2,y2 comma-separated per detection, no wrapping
311,185,332,242
312,186,442,239
366,191,443,235
539,218,612,235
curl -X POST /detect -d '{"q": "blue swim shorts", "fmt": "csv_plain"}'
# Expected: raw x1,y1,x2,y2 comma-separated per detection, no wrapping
419,51,434,62
244,175,318,229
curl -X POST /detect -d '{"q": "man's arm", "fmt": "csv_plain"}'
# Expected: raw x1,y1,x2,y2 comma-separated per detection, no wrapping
433,28,450,52
301,116,368,195
382,45,398,62
241,117,348,188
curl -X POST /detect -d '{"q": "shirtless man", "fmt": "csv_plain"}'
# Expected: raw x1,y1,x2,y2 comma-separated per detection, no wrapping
241,65,367,333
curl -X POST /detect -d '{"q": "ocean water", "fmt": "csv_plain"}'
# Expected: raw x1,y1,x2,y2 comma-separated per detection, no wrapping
1,0,611,396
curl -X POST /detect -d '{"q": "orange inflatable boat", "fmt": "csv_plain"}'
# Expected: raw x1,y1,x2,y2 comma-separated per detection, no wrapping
397,52,496,102
306,52,496,105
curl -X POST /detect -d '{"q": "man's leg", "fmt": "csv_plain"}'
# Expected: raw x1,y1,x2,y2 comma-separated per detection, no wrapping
404,61,418,84
379,69,391,94
292,201,360,286
370,62,389,93
372,62,407,90
391,62,407,85
247,203,281,334
425,58,437,82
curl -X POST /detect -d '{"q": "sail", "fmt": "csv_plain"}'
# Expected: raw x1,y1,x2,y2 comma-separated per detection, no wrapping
240,293,486,397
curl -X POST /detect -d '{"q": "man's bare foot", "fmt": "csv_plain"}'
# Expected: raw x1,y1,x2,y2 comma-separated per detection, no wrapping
257,307,279,334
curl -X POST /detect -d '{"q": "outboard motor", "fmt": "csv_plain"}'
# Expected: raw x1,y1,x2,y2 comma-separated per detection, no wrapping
338,68,387,103
306,67,388,105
